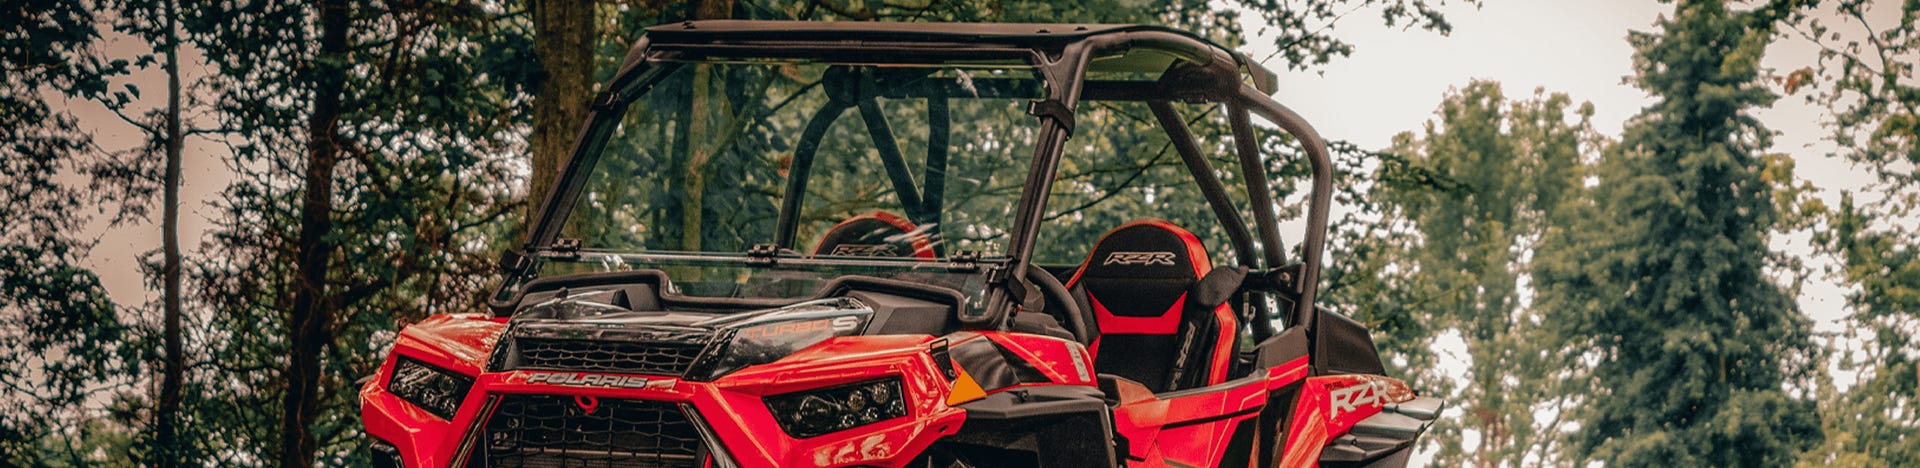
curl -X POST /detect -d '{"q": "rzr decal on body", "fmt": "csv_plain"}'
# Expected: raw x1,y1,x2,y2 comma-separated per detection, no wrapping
520,372,676,390
1328,379,1391,418
1102,251,1177,266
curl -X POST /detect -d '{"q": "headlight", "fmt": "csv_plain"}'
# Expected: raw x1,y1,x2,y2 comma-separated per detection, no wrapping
763,378,906,438
387,355,474,420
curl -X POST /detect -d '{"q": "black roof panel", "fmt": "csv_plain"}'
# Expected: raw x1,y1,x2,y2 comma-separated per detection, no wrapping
644,20,1213,49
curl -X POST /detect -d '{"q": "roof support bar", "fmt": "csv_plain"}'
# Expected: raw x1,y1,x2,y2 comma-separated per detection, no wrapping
774,100,854,249
922,93,951,255
857,97,933,226
1232,86,1333,354
1227,103,1286,340
1147,101,1258,270
1227,105,1289,269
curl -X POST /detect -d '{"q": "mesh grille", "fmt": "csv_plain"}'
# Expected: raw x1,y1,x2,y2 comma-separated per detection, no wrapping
513,338,705,376
481,395,703,468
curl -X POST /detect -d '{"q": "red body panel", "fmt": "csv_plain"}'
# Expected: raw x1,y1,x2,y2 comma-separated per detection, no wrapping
1274,374,1418,468
363,315,1417,468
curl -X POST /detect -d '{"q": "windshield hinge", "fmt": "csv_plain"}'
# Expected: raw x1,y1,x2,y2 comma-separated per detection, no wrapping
592,89,620,110
983,263,1009,288
746,243,780,267
499,250,534,274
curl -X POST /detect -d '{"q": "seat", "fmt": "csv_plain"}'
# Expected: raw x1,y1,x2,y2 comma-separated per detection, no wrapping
812,211,935,258
1065,220,1238,393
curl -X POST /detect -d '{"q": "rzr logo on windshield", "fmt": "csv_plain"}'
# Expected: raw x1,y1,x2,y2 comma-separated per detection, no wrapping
1103,251,1176,266
830,244,900,256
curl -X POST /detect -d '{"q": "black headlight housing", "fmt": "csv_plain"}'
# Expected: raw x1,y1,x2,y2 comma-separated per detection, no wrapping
387,355,474,420
763,377,907,438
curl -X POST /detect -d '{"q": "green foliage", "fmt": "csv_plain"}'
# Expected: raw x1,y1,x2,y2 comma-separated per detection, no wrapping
166,0,530,464
1794,193,1920,467
1779,2,1920,463
0,0,138,464
1530,1,1822,465
1355,80,1599,466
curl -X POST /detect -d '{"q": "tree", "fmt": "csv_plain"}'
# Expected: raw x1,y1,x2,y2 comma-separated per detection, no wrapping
169,0,533,464
528,0,596,224
1530,1,1822,464
1374,80,1596,466
0,0,138,464
1777,2,1920,464
276,0,350,464
108,0,192,462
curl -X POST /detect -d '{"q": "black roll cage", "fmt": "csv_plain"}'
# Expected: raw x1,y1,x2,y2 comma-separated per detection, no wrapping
510,21,1335,355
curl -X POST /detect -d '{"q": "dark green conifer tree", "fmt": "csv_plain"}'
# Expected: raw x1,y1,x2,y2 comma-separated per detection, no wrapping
1530,1,1822,464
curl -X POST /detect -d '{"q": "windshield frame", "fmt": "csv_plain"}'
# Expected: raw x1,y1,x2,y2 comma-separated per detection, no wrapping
505,25,1336,337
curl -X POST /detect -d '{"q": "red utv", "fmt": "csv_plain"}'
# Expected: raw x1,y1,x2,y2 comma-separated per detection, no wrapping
361,21,1441,468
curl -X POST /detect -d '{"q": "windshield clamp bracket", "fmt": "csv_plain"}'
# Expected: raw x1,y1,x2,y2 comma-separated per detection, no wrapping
1028,99,1075,136
547,238,582,260
949,250,980,271
746,243,780,267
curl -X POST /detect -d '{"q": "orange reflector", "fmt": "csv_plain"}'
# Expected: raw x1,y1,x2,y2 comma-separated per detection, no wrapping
946,367,987,406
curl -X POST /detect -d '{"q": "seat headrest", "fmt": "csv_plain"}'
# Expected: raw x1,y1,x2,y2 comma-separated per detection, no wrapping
812,211,933,258
1072,219,1212,283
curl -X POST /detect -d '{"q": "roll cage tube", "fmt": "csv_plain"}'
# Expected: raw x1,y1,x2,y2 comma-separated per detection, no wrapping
775,67,956,255
508,25,1335,350
1230,87,1334,347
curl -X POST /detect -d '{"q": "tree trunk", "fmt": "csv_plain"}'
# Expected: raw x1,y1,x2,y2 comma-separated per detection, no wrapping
678,0,733,251
154,0,185,464
279,0,349,466
529,0,595,224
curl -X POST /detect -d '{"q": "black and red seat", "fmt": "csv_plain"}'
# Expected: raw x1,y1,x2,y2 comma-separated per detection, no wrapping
812,211,935,259
1066,220,1239,393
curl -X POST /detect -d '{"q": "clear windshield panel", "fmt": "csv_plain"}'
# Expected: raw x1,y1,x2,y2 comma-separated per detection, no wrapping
564,59,1044,261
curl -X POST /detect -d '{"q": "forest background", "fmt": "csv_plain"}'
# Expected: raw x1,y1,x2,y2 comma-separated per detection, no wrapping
2,0,1914,466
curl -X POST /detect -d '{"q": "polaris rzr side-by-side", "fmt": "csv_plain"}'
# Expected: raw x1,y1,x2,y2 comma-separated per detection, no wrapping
361,21,1442,468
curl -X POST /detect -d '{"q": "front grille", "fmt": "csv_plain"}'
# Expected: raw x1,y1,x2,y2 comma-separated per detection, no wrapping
511,338,706,376
480,394,704,468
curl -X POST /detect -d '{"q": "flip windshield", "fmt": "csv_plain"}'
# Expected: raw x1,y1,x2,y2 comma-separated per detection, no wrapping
532,58,1045,302
566,59,1043,258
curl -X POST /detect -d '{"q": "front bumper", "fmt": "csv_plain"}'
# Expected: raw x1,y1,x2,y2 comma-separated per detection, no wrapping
362,335,970,468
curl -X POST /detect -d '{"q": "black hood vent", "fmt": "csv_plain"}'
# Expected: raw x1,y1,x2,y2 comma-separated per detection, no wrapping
489,297,875,380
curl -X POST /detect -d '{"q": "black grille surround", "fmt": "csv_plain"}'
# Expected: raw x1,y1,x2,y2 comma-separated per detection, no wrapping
497,337,709,377
478,394,706,468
